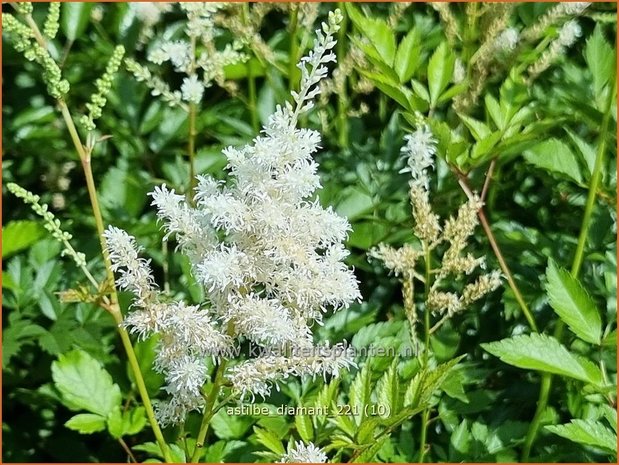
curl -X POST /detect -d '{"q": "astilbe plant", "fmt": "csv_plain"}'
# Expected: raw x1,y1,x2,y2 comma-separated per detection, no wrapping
371,125,502,347
103,9,359,428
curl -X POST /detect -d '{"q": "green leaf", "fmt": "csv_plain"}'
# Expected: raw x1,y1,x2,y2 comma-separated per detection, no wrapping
349,364,372,424
485,94,505,130
523,138,583,184
376,360,399,418
51,350,122,416
394,29,421,82
65,413,107,434
253,426,285,455
211,408,253,440
359,70,417,112
482,333,604,387
61,3,93,41
107,406,147,439
566,130,596,176
405,355,465,407
546,259,602,344
295,414,314,443
546,419,617,453
458,114,491,140
107,406,124,439
345,4,395,66
427,42,455,106
2,220,45,258
585,25,616,105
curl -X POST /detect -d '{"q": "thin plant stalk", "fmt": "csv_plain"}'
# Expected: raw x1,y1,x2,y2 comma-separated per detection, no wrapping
417,243,433,463
188,102,197,197
190,360,229,463
241,4,259,133
456,173,539,332
288,4,300,93
22,12,172,462
336,2,349,148
187,34,198,198
521,78,616,461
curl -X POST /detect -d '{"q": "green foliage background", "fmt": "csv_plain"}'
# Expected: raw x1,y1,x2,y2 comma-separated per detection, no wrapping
2,2,617,463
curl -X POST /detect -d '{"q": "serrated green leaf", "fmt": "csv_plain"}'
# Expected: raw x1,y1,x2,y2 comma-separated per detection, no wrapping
295,415,314,443
253,427,285,455
566,130,596,176
485,94,504,129
546,259,602,344
349,365,372,425
482,333,604,387
2,220,45,258
585,26,616,105
458,114,491,140
107,406,124,439
405,355,465,408
107,405,147,439
427,42,455,106
523,139,583,184
395,29,421,82
353,436,388,463
546,419,617,453
376,360,399,418
51,350,122,416
65,413,107,434
61,3,93,40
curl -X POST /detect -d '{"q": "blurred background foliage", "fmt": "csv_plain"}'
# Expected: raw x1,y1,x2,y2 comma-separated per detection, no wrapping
2,2,617,462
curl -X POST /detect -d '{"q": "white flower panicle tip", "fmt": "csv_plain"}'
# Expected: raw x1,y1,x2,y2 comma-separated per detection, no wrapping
280,441,328,463
400,125,437,191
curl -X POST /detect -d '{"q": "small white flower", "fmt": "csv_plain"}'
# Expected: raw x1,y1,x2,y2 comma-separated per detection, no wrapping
558,20,582,46
103,226,155,304
280,441,328,463
164,355,207,398
181,75,204,104
400,125,437,191
495,27,519,52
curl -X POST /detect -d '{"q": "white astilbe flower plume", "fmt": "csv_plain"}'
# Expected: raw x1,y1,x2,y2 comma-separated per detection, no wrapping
105,9,358,424
399,125,438,191
280,441,328,463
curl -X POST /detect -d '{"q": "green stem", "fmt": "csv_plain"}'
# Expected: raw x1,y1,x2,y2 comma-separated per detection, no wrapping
247,60,259,133
521,79,616,462
457,174,539,332
418,244,432,463
27,11,170,462
110,310,172,463
59,99,173,464
188,102,197,198
570,83,616,277
190,360,228,463
336,2,349,148
241,3,259,133
288,4,299,93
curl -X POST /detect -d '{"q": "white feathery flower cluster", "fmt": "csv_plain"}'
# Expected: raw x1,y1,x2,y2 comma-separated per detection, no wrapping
106,10,357,424
103,227,232,425
494,27,519,52
129,3,246,106
181,75,205,104
557,19,582,46
399,125,437,191
130,2,172,27
527,20,582,80
228,344,355,401
280,441,328,463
